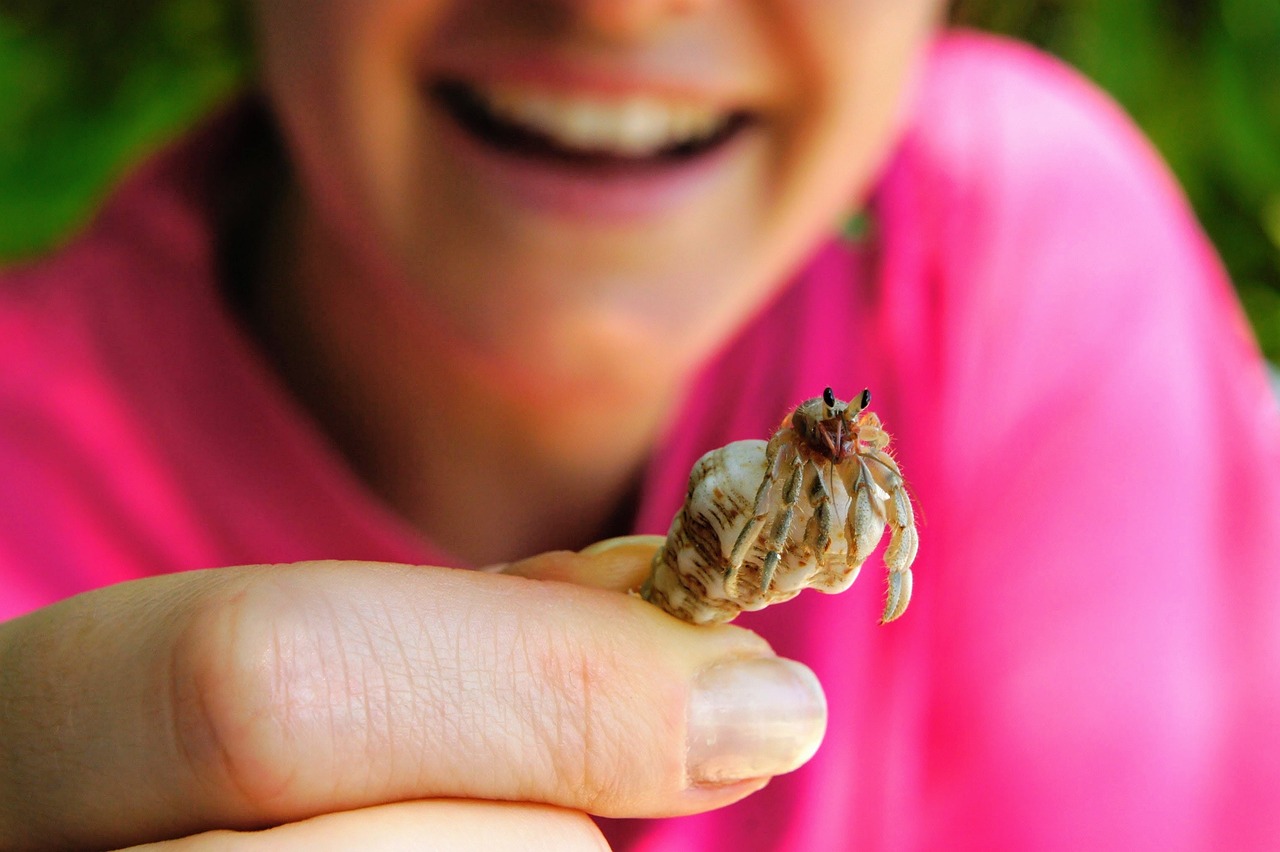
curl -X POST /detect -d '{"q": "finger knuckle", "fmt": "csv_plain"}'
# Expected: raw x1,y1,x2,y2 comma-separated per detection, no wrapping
520,620,650,814
538,648,606,804
167,576,310,815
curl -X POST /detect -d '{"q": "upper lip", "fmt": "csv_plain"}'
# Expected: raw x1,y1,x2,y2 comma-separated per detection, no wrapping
425,53,763,114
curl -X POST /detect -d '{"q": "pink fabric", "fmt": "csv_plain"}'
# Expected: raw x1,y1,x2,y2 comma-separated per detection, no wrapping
0,116,441,613
2,32,1277,849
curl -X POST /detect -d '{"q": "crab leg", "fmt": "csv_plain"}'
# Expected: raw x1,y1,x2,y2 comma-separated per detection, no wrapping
875,458,918,624
846,459,887,571
726,439,790,595
803,461,835,560
760,459,805,593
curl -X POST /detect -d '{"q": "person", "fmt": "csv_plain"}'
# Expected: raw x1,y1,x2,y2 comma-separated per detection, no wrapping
1,1,1277,849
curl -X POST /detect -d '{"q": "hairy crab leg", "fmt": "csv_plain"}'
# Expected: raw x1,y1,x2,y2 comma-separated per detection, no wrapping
847,458,887,571
726,438,790,595
873,455,917,623
803,461,834,560
760,459,805,593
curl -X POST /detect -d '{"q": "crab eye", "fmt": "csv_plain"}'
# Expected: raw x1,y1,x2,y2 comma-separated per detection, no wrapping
859,388,871,409
822,387,836,408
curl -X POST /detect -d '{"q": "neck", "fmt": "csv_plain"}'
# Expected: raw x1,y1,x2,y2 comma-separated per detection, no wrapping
243,188,683,565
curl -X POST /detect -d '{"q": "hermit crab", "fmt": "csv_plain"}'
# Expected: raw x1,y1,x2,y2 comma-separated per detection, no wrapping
642,388,917,625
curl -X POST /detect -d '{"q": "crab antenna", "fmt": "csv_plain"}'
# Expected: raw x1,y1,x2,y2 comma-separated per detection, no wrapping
821,427,838,456
823,387,837,408
859,388,871,410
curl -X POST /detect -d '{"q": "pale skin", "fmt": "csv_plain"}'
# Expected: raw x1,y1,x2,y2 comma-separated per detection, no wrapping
0,0,946,848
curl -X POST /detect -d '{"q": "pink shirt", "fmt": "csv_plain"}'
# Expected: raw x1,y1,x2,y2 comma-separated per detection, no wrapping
2,33,1278,849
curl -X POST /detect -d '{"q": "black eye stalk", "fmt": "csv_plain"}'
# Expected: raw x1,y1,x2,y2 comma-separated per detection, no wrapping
821,387,871,412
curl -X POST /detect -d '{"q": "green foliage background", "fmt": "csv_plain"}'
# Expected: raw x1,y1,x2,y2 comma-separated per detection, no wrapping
1,1,1277,358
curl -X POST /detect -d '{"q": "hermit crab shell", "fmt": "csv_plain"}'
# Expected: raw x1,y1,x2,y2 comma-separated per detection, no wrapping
644,439,873,625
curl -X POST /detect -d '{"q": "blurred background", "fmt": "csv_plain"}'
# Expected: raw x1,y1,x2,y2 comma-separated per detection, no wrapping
0,0,1277,360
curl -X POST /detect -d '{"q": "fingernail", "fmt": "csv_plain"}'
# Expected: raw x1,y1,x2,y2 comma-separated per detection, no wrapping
579,535,667,557
687,657,827,786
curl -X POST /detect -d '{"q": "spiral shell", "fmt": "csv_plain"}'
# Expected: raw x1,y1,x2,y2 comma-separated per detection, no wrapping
641,389,917,625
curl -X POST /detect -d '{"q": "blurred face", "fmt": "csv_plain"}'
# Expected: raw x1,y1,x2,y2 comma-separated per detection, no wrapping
251,0,944,392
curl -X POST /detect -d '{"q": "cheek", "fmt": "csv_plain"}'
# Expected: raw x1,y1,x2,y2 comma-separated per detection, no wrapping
251,1,457,268
770,0,943,223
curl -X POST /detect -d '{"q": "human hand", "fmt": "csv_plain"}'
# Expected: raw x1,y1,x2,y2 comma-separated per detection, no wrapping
0,540,826,850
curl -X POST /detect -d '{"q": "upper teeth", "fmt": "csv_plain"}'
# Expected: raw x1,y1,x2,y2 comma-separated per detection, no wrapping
476,84,731,156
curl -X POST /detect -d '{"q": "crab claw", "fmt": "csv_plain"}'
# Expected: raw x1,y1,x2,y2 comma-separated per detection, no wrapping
880,566,914,624
878,474,918,624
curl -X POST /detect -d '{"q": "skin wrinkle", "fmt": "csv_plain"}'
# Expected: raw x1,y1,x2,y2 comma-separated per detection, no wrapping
133,579,212,812
502,603,546,797
592,613,675,808
512,599,561,798
350,592,394,794
276,570,674,811
568,631,613,810
268,614,290,801
177,585,283,817
383,607,418,792
485,602,530,793
376,594,421,791
443,638,474,790
316,590,352,798
447,583,518,793
404,596,440,788
234,576,376,817
166,614,209,816
580,654,593,815
542,623,594,806
149,578,315,834
382,593,418,752
538,608,633,813
247,578,383,809
464,593,533,794
4,564,776,848
445,594,485,788
328,586,416,797
238,588,312,815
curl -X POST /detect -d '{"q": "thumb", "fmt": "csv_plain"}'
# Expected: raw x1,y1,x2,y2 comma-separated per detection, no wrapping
127,801,608,852
494,535,665,592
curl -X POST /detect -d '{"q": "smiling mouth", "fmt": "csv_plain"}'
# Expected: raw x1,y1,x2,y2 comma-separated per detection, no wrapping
430,78,754,167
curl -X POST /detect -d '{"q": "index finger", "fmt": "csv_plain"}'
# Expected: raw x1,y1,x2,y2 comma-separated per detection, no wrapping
0,558,825,850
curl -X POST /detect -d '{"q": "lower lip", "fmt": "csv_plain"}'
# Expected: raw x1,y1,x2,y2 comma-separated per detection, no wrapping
430,98,752,223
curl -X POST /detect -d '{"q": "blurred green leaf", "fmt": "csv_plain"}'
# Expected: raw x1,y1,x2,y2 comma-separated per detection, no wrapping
0,3,245,259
